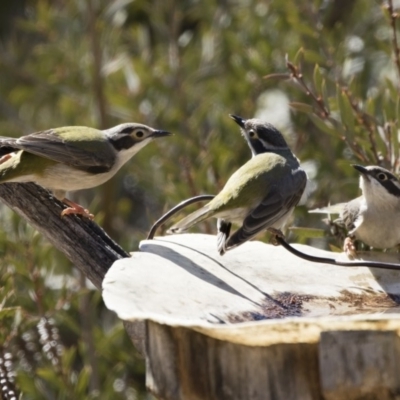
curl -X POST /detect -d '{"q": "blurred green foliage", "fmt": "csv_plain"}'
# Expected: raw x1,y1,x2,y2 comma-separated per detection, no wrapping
0,0,399,397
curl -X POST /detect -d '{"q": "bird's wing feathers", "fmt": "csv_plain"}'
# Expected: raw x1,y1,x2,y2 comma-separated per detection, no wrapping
337,196,363,233
0,128,116,172
0,138,22,158
227,168,307,249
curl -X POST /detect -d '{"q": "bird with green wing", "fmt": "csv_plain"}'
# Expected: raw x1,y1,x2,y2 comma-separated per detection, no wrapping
0,123,171,219
168,115,307,255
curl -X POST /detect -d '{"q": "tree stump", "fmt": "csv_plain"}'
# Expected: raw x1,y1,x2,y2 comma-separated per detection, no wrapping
103,233,400,400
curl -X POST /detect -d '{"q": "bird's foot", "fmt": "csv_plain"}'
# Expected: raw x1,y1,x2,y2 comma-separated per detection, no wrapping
268,228,285,246
343,237,357,259
61,199,94,220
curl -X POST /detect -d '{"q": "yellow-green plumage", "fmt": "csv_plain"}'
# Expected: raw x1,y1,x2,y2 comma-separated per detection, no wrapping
168,115,307,256
209,151,296,212
0,126,100,181
49,126,110,147
0,122,171,201
170,150,300,230
0,151,56,183
52,126,105,139
0,126,117,198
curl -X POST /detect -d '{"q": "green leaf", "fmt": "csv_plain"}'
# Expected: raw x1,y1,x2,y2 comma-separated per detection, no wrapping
336,86,355,134
293,47,304,66
290,102,314,114
321,79,328,106
75,366,90,395
36,367,58,382
308,114,339,136
263,73,291,81
0,306,20,319
366,96,376,116
16,371,39,395
397,95,400,123
390,122,399,164
385,77,398,100
62,347,76,371
303,49,325,65
313,64,324,94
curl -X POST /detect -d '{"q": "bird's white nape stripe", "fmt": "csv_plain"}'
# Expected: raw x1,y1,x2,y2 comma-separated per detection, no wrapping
260,139,288,151
359,176,363,191
243,137,257,157
393,180,400,191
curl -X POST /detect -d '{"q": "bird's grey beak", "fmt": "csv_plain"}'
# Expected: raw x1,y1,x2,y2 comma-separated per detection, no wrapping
230,114,246,128
151,130,173,138
352,164,369,175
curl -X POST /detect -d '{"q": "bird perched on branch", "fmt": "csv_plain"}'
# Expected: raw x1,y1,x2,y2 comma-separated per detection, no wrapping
168,115,307,255
310,165,400,257
0,123,171,219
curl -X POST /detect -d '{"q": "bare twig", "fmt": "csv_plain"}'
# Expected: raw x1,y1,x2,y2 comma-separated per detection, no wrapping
386,0,400,89
286,60,330,118
384,122,394,167
285,58,370,163
342,88,382,165
180,156,199,198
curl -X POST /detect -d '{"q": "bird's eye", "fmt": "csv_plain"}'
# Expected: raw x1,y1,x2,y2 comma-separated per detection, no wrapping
377,173,388,181
248,130,256,138
135,130,144,138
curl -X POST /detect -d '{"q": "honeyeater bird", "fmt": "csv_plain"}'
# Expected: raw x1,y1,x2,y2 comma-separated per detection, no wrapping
0,123,171,219
311,165,400,257
168,115,307,255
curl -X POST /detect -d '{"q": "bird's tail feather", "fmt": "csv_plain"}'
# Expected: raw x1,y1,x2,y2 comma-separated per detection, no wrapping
167,206,212,234
217,219,231,256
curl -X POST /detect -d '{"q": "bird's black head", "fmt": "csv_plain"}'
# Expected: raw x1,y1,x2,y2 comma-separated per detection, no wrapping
352,164,400,198
230,115,288,156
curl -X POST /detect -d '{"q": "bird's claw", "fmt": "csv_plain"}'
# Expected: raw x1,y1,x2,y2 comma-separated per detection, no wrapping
61,207,94,220
61,198,94,220
268,228,285,246
343,237,357,259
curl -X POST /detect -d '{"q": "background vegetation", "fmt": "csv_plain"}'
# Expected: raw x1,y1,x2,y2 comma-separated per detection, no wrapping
0,0,399,398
